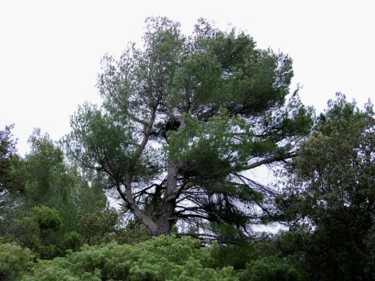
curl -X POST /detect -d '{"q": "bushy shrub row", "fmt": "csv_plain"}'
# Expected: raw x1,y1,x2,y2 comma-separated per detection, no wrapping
6,235,304,281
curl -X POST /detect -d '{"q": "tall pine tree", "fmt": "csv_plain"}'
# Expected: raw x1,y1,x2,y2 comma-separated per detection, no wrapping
65,17,313,237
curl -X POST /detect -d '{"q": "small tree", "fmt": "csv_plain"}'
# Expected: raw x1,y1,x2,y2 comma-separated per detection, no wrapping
65,17,313,237
24,130,119,244
1,129,119,250
11,206,63,259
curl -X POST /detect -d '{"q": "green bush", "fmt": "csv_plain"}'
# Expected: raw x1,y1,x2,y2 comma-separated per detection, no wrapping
239,256,304,281
23,236,238,281
0,242,33,281
31,206,63,232
63,231,83,252
12,206,65,259
210,242,256,270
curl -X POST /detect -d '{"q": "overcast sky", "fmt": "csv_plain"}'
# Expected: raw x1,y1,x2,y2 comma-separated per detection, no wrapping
1,0,374,155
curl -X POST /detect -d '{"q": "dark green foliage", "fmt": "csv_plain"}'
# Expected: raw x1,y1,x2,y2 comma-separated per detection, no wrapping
24,130,84,213
1,130,119,259
211,242,254,270
74,207,119,245
23,131,119,246
211,231,308,280
0,125,25,200
114,222,151,245
240,256,304,281
63,231,83,252
10,206,63,259
279,93,375,280
0,125,17,190
31,206,63,232
364,224,375,279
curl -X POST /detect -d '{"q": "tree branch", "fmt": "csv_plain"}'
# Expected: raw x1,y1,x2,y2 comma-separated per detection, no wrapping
245,151,297,170
121,180,158,235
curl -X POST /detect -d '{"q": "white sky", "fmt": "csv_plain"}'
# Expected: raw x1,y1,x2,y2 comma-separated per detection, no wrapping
1,0,374,155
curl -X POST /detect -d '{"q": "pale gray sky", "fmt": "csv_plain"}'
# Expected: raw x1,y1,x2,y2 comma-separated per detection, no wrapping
1,0,374,155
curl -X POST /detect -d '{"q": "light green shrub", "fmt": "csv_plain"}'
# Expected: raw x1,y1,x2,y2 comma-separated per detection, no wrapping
23,236,238,281
0,242,33,281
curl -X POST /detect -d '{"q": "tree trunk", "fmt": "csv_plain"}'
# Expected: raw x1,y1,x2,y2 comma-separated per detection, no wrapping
156,162,178,235
121,181,158,235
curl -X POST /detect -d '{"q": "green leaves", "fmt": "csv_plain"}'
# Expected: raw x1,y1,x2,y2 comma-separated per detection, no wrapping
0,129,119,258
24,236,238,281
0,124,24,195
31,206,62,232
167,109,254,177
66,103,147,181
0,242,33,281
240,256,305,281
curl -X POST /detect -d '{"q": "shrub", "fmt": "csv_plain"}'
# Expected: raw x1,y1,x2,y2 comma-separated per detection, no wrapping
0,242,33,281
23,236,238,281
239,256,304,281
63,231,83,252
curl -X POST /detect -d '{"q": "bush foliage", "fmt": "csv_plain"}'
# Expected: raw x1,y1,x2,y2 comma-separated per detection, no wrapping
0,242,34,281
23,236,237,281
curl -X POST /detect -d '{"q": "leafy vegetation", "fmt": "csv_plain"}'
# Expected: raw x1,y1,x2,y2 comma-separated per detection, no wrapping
0,242,33,281
0,129,119,259
1,17,373,280
22,236,238,281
